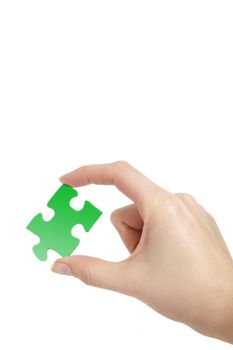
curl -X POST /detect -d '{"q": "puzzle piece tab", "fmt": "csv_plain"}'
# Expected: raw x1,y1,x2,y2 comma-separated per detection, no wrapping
27,184,102,261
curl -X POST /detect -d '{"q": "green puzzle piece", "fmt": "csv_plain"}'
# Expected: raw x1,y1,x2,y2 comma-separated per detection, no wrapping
27,184,102,261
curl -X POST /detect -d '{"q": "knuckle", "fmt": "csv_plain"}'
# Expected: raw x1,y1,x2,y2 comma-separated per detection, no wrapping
79,268,96,287
176,192,196,203
113,160,130,169
205,211,216,223
163,194,183,214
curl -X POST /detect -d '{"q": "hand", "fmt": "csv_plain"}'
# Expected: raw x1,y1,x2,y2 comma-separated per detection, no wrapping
52,161,233,343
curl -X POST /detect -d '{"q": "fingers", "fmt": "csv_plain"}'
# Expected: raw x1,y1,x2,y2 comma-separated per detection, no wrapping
60,161,168,217
52,255,135,296
111,204,143,253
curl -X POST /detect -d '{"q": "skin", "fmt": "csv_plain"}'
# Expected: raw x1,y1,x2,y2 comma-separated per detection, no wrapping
52,161,233,343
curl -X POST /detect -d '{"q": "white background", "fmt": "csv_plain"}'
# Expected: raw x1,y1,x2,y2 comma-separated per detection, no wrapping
0,1,233,349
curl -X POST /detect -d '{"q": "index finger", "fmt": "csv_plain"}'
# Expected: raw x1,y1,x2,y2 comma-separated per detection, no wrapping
60,161,168,216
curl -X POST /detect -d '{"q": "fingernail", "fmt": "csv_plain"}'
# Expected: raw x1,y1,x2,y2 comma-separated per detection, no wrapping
52,262,73,276
59,175,66,181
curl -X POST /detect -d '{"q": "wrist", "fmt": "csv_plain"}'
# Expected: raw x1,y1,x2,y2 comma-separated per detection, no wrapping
205,270,233,343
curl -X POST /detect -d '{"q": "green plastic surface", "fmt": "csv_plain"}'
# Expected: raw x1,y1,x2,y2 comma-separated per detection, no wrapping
27,184,102,261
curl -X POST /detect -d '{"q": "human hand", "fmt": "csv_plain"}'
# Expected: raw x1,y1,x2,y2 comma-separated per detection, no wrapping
52,161,233,343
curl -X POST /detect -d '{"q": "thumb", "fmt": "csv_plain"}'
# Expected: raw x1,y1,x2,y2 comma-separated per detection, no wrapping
52,256,134,295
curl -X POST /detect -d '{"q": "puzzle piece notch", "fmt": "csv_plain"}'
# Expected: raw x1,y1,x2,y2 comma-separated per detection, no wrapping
27,184,102,261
